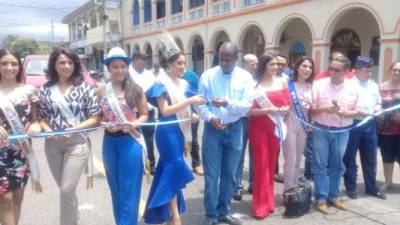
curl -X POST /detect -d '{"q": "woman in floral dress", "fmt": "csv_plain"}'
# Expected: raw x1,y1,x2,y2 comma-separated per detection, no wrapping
0,49,41,225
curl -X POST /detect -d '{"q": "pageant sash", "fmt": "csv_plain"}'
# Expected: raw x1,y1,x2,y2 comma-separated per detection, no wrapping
288,80,308,132
105,83,151,182
0,91,42,192
49,85,94,189
254,87,287,147
157,73,192,156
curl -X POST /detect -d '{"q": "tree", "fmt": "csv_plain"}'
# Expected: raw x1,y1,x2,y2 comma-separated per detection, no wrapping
1,35,18,49
11,38,40,56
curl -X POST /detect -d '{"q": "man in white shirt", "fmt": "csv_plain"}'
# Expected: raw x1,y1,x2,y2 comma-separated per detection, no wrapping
129,51,157,174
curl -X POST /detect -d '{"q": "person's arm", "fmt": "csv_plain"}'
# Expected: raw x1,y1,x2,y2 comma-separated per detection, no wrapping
197,72,216,122
224,73,254,116
157,94,203,117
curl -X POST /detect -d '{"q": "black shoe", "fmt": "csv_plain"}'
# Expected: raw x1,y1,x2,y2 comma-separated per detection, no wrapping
274,174,283,183
233,190,242,201
346,191,358,199
218,215,242,225
366,191,386,200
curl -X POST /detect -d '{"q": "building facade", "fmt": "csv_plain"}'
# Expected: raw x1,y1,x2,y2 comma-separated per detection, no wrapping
121,0,400,81
62,0,122,71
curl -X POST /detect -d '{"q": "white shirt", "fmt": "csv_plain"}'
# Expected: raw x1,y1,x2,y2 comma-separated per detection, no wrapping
129,66,156,92
350,76,381,120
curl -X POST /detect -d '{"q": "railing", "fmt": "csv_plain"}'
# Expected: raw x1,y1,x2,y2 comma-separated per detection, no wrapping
156,19,166,29
143,22,152,32
240,0,266,8
189,6,204,20
212,0,231,16
170,13,183,25
132,25,140,34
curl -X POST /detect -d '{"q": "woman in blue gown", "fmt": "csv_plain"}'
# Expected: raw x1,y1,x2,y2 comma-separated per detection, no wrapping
144,39,206,225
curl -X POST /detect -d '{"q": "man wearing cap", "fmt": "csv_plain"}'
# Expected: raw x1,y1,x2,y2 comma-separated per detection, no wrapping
129,51,157,174
343,56,386,200
311,55,361,214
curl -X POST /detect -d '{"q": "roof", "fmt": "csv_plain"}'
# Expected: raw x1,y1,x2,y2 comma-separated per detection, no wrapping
62,0,96,24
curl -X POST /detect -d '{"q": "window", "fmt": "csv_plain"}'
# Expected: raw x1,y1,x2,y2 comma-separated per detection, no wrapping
189,0,204,9
171,0,183,14
157,0,166,19
144,0,152,22
133,0,140,25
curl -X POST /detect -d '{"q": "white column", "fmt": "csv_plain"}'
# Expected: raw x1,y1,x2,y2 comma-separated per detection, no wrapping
152,0,157,26
311,42,331,74
378,37,400,82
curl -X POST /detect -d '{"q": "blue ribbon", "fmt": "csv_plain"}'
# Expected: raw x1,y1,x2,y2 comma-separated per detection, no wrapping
288,80,308,132
289,103,400,133
8,118,192,141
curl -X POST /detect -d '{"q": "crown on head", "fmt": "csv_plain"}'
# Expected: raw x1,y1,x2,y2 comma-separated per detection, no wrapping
158,31,181,60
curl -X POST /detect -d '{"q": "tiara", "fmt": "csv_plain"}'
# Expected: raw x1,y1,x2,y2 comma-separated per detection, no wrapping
158,31,181,60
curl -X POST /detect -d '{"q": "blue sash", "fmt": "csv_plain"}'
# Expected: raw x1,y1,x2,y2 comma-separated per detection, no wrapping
288,80,308,132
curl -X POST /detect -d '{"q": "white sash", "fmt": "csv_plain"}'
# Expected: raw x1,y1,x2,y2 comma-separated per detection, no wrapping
49,84,93,189
0,91,42,192
105,83,151,182
254,86,287,142
157,73,192,142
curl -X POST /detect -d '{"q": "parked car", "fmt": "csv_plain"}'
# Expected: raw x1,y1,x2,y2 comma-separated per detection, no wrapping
22,55,96,88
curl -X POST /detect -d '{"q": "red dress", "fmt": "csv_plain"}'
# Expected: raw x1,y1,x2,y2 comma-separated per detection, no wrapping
248,89,291,218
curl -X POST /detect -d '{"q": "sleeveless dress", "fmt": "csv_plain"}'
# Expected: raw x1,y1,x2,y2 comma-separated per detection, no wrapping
0,87,38,193
144,82,195,224
248,88,291,218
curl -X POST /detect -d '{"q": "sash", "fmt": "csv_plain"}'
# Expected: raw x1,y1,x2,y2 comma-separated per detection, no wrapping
157,73,192,157
49,84,94,189
105,83,151,183
0,91,42,193
288,80,308,132
254,87,287,148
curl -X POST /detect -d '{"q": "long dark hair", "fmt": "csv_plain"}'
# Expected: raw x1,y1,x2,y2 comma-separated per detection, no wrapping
123,74,143,110
45,48,83,87
255,52,276,82
0,49,23,83
292,56,315,84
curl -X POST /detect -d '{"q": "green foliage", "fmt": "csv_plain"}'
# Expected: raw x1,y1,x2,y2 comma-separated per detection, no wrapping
1,35,40,56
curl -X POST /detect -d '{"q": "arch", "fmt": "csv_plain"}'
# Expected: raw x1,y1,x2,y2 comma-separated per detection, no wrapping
144,42,153,69
322,3,383,43
237,21,267,48
237,23,266,58
132,44,140,53
208,28,231,50
174,36,184,52
271,14,315,47
186,32,205,53
189,34,205,75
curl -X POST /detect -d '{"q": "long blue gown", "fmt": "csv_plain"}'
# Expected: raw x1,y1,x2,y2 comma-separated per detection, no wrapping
144,82,195,224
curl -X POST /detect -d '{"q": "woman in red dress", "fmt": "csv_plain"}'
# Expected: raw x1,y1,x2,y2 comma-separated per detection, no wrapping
248,52,291,219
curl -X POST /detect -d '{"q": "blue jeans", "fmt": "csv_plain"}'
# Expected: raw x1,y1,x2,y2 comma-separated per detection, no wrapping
203,120,243,220
343,120,379,193
235,117,253,192
312,129,349,201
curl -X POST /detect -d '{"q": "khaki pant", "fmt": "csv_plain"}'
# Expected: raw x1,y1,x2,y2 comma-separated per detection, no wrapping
45,135,89,225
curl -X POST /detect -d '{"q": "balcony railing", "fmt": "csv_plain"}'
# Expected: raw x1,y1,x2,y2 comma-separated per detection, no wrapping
170,13,183,25
157,19,166,29
143,22,152,32
212,0,231,16
240,0,266,8
189,6,204,20
132,25,140,34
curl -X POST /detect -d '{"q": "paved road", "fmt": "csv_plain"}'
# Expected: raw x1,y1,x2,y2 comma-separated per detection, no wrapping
20,125,400,225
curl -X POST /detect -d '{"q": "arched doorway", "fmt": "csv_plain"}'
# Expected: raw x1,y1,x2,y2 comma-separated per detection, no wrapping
331,28,361,68
174,37,184,53
144,43,153,70
240,25,265,57
191,36,204,75
211,30,230,67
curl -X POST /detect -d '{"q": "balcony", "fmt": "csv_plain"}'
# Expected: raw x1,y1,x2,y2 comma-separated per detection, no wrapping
143,22,153,32
240,0,266,9
170,13,183,25
212,0,231,16
157,19,167,29
189,6,204,20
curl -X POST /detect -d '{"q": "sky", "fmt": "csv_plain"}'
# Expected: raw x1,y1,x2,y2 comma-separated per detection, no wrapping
0,0,89,42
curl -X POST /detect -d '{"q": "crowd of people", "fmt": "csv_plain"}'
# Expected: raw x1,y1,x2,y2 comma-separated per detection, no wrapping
0,33,400,225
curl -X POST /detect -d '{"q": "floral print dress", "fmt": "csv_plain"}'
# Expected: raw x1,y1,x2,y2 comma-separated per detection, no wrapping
0,86,38,193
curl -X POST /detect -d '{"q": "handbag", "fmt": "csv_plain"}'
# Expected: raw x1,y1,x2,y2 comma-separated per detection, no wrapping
282,179,312,218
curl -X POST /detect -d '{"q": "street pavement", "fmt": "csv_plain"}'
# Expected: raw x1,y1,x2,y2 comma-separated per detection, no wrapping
20,123,400,225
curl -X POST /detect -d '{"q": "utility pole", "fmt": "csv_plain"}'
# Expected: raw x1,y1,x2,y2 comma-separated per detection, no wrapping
102,0,108,72
51,19,54,50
